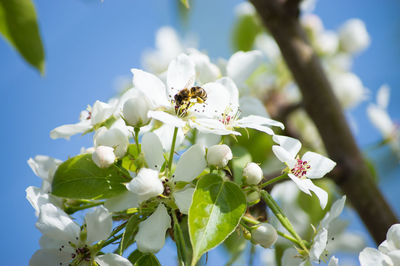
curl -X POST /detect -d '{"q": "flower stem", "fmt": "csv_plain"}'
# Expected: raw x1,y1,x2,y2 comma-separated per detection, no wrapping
259,173,288,188
167,127,179,174
134,127,141,153
277,230,301,245
64,201,104,214
260,190,308,253
242,215,259,225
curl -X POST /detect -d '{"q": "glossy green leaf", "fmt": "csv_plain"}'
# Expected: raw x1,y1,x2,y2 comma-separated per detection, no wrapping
232,14,263,52
189,174,246,265
128,249,161,266
118,215,141,255
52,154,131,199
121,144,143,172
0,0,45,74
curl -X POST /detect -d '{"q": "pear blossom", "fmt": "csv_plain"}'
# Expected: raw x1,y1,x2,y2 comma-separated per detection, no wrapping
272,135,336,209
30,204,131,266
135,203,171,253
50,100,115,140
339,18,370,54
122,89,152,127
359,223,400,266
126,168,164,204
330,71,368,109
132,53,237,134
94,118,129,158
207,144,232,168
92,146,116,168
243,162,263,185
251,223,278,248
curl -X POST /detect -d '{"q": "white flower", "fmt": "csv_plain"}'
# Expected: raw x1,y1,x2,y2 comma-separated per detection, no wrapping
122,89,152,127
132,53,233,133
360,223,400,266
126,168,164,204
207,144,232,168
135,203,171,253
251,223,278,248
187,48,221,84
315,31,339,55
272,135,336,209
234,2,256,17
92,146,116,168
50,100,115,140
243,162,263,185
94,118,129,158
191,77,284,136
30,204,131,266
330,71,368,109
339,18,370,54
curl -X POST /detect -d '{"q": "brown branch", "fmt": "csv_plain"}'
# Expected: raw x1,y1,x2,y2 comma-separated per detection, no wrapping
249,0,398,243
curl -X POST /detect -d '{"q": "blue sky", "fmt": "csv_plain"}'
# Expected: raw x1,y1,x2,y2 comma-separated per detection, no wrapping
0,0,399,265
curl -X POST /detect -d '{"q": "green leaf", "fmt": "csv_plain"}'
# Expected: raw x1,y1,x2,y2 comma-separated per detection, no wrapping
121,144,143,172
118,215,141,255
0,0,45,74
128,250,161,266
231,14,263,52
189,174,247,265
180,0,189,8
52,154,131,200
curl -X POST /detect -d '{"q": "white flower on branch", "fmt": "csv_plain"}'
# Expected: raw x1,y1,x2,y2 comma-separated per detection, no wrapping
272,135,336,209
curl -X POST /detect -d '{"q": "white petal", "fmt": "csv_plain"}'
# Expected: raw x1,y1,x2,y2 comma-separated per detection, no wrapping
173,144,207,182
367,104,395,137
95,253,133,266
272,135,301,158
386,224,400,250
167,53,196,96
91,100,114,125
239,115,284,129
321,196,346,229
28,155,62,181
235,120,275,135
216,77,239,109
227,50,264,88
188,49,221,83
307,181,329,209
359,247,393,266
282,248,305,266
201,81,232,118
328,256,339,266
272,145,296,167
29,249,72,266
239,96,270,118
288,174,312,196
26,186,51,217
196,132,221,147
104,191,139,212
85,206,112,244
174,186,195,214
302,151,336,179
50,121,91,140
148,110,186,128
131,68,169,108
126,168,163,203
142,132,165,171
377,84,390,109
94,126,129,158
135,203,171,253
190,118,240,136
36,203,80,243
154,124,185,151
388,250,400,265
309,228,328,261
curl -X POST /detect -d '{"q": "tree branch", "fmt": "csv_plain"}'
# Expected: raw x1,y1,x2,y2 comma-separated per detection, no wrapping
249,0,398,243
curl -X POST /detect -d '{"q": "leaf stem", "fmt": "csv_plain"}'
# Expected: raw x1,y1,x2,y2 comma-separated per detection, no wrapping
260,190,308,253
259,173,288,188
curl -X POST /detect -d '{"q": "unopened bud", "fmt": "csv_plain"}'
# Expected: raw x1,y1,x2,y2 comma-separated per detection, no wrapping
92,146,115,168
123,94,151,127
251,223,278,248
126,168,164,203
206,144,232,168
243,162,263,185
339,18,370,54
246,190,260,204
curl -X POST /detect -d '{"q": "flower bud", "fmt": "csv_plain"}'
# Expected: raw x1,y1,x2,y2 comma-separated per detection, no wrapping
251,223,278,248
243,162,263,185
126,168,164,203
122,92,152,127
339,18,370,54
246,190,260,204
92,146,116,168
94,121,129,158
206,144,232,168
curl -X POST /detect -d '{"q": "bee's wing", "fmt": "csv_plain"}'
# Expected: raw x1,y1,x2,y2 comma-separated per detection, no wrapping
184,76,195,89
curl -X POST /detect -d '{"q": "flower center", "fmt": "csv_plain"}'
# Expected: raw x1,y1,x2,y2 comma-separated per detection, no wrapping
57,240,92,265
219,108,240,126
290,158,311,179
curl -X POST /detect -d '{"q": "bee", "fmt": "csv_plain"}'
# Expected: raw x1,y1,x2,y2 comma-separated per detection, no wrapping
174,78,207,116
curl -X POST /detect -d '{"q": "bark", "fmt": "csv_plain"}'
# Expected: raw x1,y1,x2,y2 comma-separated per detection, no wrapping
249,0,398,243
